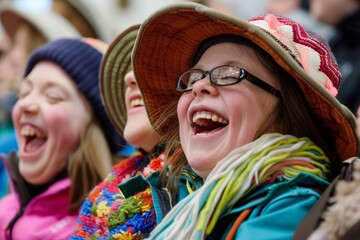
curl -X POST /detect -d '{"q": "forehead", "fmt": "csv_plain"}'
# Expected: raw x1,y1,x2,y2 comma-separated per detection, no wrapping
194,42,259,68
24,61,75,87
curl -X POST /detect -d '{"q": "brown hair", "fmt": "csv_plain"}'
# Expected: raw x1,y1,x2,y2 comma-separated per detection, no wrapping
67,117,114,212
156,36,340,200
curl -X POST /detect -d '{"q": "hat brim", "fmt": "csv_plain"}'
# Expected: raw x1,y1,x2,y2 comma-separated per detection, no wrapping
133,3,359,161
0,5,80,41
65,0,115,43
100,25,140,134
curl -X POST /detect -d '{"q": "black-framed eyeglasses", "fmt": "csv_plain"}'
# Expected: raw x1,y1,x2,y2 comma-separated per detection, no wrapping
176,65,282,99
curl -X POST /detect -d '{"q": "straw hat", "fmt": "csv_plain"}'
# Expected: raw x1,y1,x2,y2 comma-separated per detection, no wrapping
99,25,140,134
0,4,80,41
132,2,359,161
60,0,116,43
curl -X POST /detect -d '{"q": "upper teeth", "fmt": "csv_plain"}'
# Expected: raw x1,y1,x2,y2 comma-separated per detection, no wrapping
192,111,228,126
21,127,45,138
130,98,144,108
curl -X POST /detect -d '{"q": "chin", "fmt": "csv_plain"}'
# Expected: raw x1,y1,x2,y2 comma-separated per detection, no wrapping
192,168,211,180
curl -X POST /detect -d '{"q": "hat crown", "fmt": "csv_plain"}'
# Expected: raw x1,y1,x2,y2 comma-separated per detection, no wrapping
249,14,341,97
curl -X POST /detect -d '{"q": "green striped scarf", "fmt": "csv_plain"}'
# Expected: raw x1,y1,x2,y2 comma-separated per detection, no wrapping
149,133,331,239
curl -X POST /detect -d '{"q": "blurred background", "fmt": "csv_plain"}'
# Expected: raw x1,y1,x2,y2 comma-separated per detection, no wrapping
0,0,359,198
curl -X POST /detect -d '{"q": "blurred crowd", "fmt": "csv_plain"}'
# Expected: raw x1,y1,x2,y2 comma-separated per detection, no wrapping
0,0,359,239
0,0,355,151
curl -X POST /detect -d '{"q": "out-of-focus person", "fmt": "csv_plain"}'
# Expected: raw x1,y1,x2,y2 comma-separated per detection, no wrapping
191,0,267,19
52,0,116,43
0,2,80,199
265,0,335,39
310,0,360,115
0,29,12,199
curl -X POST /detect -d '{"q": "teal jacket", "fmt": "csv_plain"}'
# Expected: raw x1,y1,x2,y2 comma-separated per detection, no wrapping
120,171,328,240
207,173,329,240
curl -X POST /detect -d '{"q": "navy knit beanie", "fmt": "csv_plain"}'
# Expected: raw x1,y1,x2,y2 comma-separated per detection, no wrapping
23,38,126,153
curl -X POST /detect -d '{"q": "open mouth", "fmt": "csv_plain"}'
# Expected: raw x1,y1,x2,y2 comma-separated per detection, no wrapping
130,97,144,109
192,111,229,135
21,126,47,152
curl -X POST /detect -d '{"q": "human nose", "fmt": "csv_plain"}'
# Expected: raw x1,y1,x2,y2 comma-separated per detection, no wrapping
16,95,40,114
124,70,137,89
191,74,218,96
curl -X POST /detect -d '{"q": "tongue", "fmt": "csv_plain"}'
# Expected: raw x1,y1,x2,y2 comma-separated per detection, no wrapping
25,138,46,152
195,119,226,134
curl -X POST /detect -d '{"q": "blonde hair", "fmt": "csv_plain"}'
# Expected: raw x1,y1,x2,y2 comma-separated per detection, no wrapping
67,117,113,212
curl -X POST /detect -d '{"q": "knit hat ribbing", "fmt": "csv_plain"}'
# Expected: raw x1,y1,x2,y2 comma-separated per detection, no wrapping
24,38,126,153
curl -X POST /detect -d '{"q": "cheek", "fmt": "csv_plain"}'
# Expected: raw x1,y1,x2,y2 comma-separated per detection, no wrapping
124,110,152,137
177,94,191,122
177,95,192,135
45,107,73,127
11,104,22,139
11,103,20,125
226,90,274,132
124,89,130,112
45,106,88,140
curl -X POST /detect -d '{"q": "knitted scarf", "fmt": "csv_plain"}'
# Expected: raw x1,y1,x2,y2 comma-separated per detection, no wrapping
70,151,165,239
149,133,331,239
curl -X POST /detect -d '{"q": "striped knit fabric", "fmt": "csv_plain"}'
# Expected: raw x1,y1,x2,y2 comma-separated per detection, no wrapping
249,14,340,97
149,134,330,239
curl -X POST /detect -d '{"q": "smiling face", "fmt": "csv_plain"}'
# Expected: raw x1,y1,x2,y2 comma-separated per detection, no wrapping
123,71,161,152
12,61,92,185
177,42,281,178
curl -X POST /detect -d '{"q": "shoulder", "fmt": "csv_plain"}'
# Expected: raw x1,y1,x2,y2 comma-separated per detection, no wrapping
224,186,322,240
213,174,328,240
0,193,19,225
0,193,19,212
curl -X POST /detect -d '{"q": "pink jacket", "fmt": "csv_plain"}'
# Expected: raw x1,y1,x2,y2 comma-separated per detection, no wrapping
0,178,78,240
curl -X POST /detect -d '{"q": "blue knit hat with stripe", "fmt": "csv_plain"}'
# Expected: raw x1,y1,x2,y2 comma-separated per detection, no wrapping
23,38,126,153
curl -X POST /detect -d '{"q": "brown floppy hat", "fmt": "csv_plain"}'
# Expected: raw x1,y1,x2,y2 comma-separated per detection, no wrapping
100,25,140,134
132,2,359,161
0,4,80,41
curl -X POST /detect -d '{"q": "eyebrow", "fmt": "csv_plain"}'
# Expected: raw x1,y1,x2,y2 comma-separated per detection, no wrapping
21,77,70,95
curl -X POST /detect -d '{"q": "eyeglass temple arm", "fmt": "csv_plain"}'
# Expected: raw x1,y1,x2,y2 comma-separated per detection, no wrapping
246,74,283,100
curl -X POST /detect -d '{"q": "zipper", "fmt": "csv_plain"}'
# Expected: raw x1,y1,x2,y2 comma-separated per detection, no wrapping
5,207,25,240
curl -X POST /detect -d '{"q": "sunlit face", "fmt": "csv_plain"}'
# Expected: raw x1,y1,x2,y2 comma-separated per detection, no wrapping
123,71,161,152
12,61,92,185
177,42,280,179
